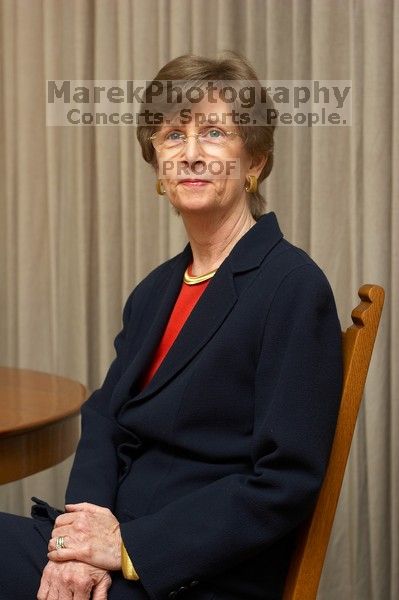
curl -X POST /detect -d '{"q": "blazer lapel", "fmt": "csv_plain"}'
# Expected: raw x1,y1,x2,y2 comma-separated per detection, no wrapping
111,244,191,412
115,211,283,417
138,260,236,394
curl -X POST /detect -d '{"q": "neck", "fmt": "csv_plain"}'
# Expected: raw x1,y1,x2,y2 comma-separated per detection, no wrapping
182,208,256,276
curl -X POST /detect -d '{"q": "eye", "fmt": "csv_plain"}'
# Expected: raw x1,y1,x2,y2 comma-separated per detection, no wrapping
165,130,185,141
204,128,226,139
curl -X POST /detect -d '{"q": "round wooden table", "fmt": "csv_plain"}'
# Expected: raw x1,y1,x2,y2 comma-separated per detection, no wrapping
0,367,86,485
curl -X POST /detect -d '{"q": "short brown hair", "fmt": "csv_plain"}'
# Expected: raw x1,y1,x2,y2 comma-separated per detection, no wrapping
137,51,276,220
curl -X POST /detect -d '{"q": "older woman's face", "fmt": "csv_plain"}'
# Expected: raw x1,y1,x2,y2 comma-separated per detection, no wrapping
154,98,266,219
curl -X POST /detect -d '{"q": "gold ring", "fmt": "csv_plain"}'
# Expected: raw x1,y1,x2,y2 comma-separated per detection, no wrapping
55,536,66,550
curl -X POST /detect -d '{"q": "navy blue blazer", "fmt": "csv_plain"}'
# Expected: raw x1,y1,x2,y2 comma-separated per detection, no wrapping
65,211,343,600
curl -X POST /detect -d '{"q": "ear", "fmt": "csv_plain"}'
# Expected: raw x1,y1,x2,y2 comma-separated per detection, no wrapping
248,154,268,179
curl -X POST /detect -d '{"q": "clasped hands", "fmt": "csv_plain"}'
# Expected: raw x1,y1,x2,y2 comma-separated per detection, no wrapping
37,502,122,600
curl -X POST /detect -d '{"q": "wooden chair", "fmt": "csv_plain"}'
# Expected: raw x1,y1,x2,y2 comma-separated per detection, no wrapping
283,284,385,600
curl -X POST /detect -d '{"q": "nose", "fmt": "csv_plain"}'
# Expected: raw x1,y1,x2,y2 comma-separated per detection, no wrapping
181,134,205,164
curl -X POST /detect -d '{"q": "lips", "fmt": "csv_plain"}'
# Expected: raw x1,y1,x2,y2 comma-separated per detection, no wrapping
179,179,211,186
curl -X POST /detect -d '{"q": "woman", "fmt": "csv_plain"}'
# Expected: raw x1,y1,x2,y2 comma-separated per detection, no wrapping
0,52,343,600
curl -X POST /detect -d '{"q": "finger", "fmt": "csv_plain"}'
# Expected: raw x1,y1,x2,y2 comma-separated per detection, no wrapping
92,589,108,600
54,513,75,528
36,575,51,600
92,575,112,600
92,586,110,599
48,535,71,553
53,513,77,531
56,567,93,600
57,582,73,600
68,585,90,600
47,548,80,563
51,525,72,540
65,503,106,514
56,585,74,600
45,581,61,600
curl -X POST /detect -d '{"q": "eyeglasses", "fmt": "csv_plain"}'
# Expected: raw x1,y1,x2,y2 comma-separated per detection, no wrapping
150,127,240,155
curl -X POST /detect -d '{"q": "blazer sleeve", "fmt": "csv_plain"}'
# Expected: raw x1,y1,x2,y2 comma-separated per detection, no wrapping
119,263,344,600
65,288,136,508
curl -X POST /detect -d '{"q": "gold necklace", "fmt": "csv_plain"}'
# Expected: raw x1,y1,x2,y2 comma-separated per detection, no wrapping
183,266,217,285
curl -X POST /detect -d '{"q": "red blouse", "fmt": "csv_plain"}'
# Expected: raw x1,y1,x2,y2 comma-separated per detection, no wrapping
139,265,211,390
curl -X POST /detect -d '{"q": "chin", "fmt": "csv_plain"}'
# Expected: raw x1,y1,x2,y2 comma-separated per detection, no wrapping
172,189,215,209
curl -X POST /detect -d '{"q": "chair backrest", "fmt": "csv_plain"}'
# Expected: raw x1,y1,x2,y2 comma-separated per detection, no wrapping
283,284,385,600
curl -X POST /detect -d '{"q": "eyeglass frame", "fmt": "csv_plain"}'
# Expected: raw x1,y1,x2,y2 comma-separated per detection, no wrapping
149,128,241,153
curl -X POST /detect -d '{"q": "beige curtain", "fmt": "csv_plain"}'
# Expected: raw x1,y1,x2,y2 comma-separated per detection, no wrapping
0,1,397,598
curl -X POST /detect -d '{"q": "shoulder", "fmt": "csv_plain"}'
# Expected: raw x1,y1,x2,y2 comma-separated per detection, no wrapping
254,237,340,333
264,237,335,298
237,211,332,297
268,237,326,277
254,240,342,358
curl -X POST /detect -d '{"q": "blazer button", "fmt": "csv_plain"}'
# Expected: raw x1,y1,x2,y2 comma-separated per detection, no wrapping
189,580,199,587
178,585,188,593
168,592,177,599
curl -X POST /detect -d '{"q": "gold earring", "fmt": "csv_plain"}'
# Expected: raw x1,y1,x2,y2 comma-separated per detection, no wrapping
156,179,166,195
245,175,258,194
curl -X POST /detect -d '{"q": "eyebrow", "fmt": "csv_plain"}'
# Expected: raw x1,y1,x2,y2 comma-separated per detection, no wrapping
164,121,230,129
